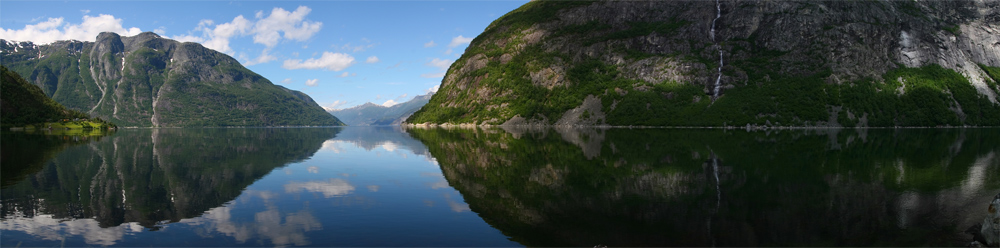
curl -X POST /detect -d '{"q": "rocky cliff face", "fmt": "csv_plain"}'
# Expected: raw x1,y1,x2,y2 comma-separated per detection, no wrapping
408,0,1000,127
1,32,343,127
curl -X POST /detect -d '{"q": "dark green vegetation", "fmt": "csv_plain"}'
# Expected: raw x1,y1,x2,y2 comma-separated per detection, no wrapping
407,127,1000,246
331,94,432,126
0,129,112,188
0,33,343,127
409,1,1000,126
1,65,115,129
0,128,340,228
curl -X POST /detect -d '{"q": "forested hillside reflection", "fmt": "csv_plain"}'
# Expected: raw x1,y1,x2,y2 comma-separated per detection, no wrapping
0,128,340,230
406,127,1000,247
1,130,113,188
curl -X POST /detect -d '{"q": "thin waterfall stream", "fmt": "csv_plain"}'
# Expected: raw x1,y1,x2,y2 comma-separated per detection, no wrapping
710,0,724,100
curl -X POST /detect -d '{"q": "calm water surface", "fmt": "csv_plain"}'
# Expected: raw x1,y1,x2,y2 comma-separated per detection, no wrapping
1,127,998,246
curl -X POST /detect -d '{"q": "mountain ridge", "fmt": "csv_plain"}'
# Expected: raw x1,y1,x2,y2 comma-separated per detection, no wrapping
407,0,1000,127
1,32,344,127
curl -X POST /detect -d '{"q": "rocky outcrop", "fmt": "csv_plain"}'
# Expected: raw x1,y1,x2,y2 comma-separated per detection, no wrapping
1,32,343,127
408,0,1000,127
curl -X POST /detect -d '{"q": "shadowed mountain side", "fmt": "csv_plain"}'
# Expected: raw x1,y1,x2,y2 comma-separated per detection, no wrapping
0,130,112,188
0,128,340,229
406,127,1000,246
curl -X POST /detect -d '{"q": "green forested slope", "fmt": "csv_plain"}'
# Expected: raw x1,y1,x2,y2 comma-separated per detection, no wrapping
408,1,1000,127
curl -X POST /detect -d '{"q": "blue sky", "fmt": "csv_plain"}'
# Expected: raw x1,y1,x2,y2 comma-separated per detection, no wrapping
0,0,528,110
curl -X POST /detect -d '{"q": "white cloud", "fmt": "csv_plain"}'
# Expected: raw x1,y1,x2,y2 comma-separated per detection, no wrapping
443,193,471,212
420,72,445,78
284,179,355,198
252,6,322,47
367,185,380,192
337,72,349,78
425,85,440,94
282,52,355,71
155,6,320,56
170,34,204,43
80,9,91,14
448,35,473,48
423,40,436,48
322,101,348,111
365,56,380,63
381,99,399,107
243,49,277,65
444,48,453,55
305,79,319,86
426,58,453,71
153,27,166,35
0,15,143,45
187,15,251,54
280,78,293,84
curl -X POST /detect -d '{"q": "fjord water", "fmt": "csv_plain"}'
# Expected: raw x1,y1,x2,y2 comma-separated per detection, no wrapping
2,127,998,246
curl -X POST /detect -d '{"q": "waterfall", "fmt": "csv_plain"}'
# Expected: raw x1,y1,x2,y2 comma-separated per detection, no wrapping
710,0,724,99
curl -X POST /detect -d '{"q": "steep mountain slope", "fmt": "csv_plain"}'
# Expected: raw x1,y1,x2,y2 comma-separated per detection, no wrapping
1,65,91,127
1,32,344,127
408,0,1000,127
331,94,431,126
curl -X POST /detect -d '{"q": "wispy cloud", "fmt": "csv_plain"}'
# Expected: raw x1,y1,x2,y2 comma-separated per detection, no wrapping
322,100,349,111
243,49,277,65
423,40,436,48
305,78,319,86
448,35,472,48
365,56,380,63
426,58,453,71
420,72,446,78
425,85,440,94
283,52,355,71
284,179,355,198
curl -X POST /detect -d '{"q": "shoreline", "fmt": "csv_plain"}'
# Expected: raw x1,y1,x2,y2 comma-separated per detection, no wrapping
402,122,999,130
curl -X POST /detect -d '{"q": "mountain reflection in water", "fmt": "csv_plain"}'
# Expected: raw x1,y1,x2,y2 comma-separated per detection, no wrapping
0,127,516,247
2,127,998,246
1,128,339,246
406,127,1000,247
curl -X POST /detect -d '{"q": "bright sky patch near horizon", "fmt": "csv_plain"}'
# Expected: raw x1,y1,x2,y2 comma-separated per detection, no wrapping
0,0,528,110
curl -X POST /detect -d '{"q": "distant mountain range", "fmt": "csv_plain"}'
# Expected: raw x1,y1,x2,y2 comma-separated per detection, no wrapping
329,94,431,126
0,32,344,127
